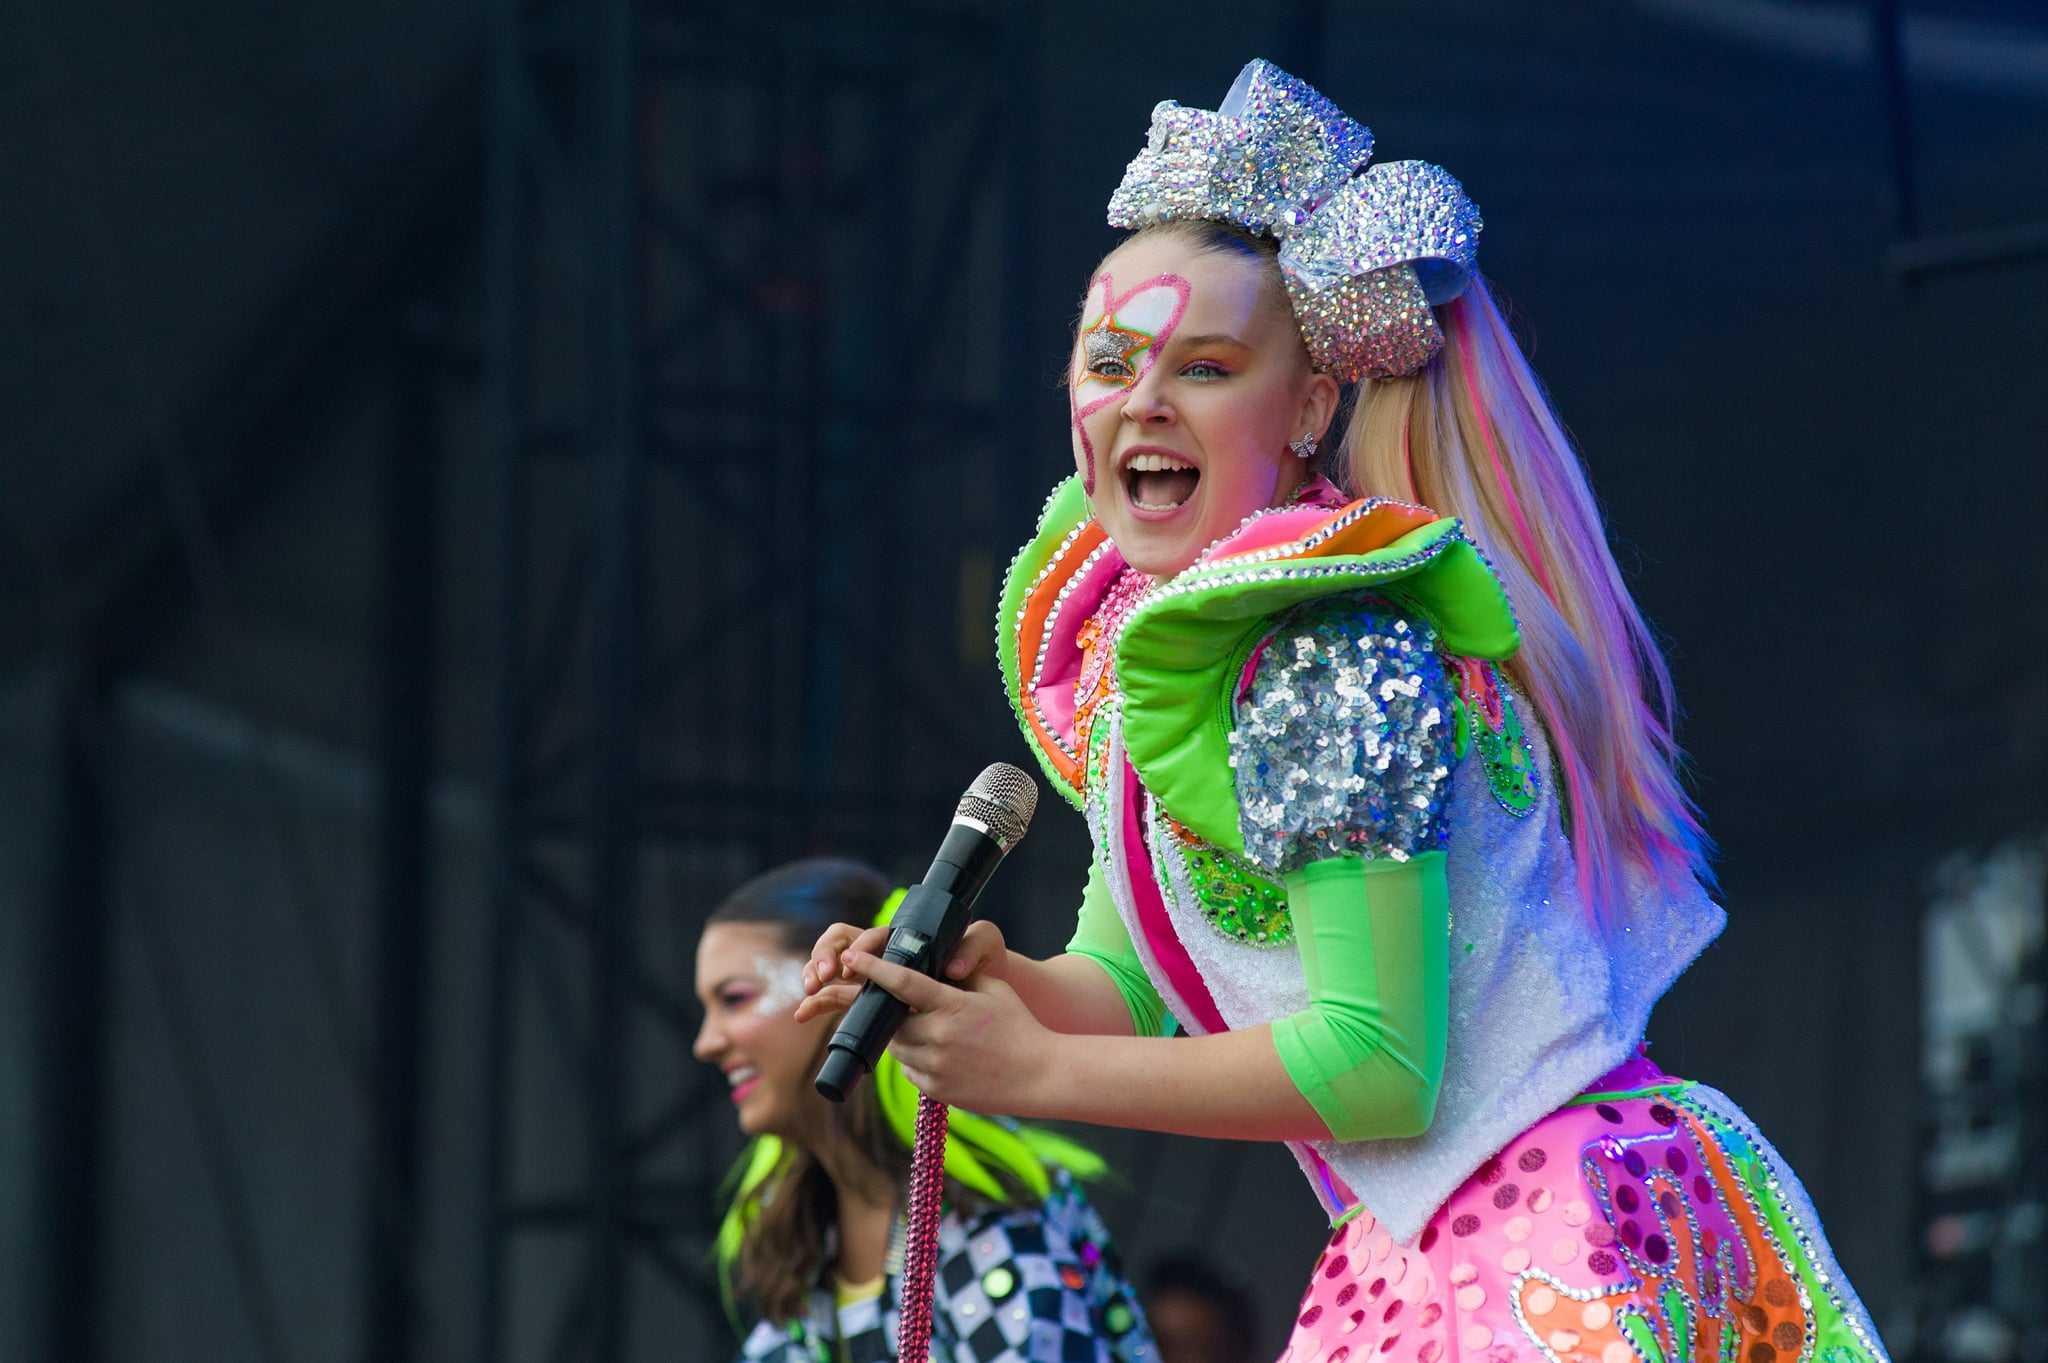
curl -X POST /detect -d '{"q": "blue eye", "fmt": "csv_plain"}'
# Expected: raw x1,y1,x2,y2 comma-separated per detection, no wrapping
1181,361,1229,381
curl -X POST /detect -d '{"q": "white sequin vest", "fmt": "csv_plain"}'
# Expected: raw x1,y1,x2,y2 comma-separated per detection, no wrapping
1087,700,1726,1246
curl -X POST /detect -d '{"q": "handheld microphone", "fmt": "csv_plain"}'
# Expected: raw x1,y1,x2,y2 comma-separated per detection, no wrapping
814,763,1039,1103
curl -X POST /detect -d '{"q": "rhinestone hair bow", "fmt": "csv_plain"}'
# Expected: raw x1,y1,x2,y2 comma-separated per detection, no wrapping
1106,59,1482,382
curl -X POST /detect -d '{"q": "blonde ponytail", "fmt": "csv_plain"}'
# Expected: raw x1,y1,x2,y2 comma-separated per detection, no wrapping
1343,277,1712,919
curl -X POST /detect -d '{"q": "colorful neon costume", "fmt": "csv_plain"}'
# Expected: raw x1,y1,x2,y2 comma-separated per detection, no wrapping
998,475,1888,1362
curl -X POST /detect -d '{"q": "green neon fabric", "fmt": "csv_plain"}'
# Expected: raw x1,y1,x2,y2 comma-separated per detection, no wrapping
996,478,1095,810
1268,852,1449,1142
1115,523,1519,855
1565,1081,1697,1108
1065,857,1170,1039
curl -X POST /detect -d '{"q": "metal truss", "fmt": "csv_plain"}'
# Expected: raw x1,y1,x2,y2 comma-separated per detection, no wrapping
1913,837,2046,1363
471,1,1037,1360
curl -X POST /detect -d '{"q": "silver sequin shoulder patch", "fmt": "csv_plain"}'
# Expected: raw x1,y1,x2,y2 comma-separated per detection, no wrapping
1229,595,1456,875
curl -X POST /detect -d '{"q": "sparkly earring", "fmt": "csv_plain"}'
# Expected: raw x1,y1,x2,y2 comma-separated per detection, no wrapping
1289,432,1319,460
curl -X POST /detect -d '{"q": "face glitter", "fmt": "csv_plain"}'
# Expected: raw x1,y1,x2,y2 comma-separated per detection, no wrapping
750,955,808,1017
1079,316,1153,385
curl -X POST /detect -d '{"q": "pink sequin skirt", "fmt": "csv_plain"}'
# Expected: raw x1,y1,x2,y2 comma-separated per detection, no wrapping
1279,1059,1886,1363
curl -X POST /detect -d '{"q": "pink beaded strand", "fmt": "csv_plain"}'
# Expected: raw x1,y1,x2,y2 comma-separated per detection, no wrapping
896,1093,951,1362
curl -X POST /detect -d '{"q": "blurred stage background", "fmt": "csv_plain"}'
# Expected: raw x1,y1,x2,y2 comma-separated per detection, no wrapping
2,1,2045,1360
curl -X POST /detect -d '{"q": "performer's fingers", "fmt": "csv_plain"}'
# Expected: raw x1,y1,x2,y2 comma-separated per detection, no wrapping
958,971,1022,1006
792,982,860,1022
841,949,955,1013
945,920,1008,980
805,925,852,987
806,923,885,988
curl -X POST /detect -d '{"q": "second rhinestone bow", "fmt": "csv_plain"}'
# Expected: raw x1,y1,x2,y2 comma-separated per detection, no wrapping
1106,59,1483,381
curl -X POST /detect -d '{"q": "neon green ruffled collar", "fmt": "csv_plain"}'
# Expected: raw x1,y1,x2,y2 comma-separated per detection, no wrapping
997,478,1519,851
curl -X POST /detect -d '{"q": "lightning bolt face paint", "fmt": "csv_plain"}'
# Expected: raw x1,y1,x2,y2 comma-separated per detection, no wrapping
1069,272,1192,496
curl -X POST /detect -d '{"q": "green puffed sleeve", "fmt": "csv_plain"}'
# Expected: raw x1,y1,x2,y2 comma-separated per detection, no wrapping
1233,597,1456,1142
1064,858,1170,1039
1099,498,1510,1143
1269,852,1449,1141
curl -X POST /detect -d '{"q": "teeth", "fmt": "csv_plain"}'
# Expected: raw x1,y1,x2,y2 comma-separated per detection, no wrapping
726,1066,758,1088
1126,452,1194,473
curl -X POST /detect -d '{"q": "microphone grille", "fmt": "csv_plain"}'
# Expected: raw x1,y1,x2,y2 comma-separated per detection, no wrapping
956,762,1039,848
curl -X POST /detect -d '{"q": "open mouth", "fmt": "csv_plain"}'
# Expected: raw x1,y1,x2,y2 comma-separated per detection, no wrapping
725,1065,760,1103
1123,451,1200,512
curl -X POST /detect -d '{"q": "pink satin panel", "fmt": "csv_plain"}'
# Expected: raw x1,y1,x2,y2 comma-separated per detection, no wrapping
1118,757,1228,1036
1030,544,1129,750
1198,477,1350,563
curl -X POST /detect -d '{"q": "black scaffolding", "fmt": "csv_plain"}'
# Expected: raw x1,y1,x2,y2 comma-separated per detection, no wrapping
469,1,1040,1357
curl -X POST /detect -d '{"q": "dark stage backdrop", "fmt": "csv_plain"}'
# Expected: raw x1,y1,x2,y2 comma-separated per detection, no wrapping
4,1,2045,1360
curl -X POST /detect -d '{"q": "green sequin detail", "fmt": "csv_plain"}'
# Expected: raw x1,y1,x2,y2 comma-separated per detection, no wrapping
1085,694,1291,946
1083,703,1119,863
1622,1309,1668,1363
1452,662,1538,819
1084,706,1115,791
1661,1284,1696,1363
1178,838,1293,946
1479,683,1539,817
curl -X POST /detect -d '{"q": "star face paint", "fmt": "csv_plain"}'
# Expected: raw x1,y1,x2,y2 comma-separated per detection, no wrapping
1069,272,1192,496
1079,315,1154,387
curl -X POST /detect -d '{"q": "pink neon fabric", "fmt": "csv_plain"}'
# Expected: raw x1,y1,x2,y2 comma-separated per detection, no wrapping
1029,543,1127,751
1453,324,1557,605
897,1093,950,1361
1279,1056,1708,1362
1198,475,1349,561
1403,413,1420,503
1119,758,1228,1036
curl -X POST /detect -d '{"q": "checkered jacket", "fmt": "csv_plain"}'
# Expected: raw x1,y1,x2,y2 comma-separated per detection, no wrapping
735,1171,1153,1363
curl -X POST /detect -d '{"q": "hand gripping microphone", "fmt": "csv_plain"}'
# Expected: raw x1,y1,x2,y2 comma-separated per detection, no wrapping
814,763,1039,1103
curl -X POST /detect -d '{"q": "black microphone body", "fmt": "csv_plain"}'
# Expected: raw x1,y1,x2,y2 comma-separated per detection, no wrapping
815,785,1029,1103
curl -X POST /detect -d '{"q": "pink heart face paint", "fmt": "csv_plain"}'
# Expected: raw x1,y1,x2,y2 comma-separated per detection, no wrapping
1070,273,1191,496
1067,234,1325,579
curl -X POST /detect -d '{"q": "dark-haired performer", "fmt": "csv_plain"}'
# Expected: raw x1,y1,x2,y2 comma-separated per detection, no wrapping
695,857,1154,1362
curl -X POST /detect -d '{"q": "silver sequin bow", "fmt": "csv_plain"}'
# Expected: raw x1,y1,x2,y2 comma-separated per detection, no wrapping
1105,59,1482,382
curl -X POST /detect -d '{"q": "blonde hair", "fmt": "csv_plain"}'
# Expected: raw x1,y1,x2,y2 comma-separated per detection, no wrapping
1344,277,1713,918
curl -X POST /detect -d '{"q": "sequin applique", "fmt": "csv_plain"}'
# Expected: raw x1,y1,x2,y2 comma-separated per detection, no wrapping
1078,314,1154,387
1075,570,1154,868
1160,817,1293,947
1083,703,1119,869
1229,596,1455,875
1073,568,1153,766
1282,1078,1888,1363
1450,656,1538,819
